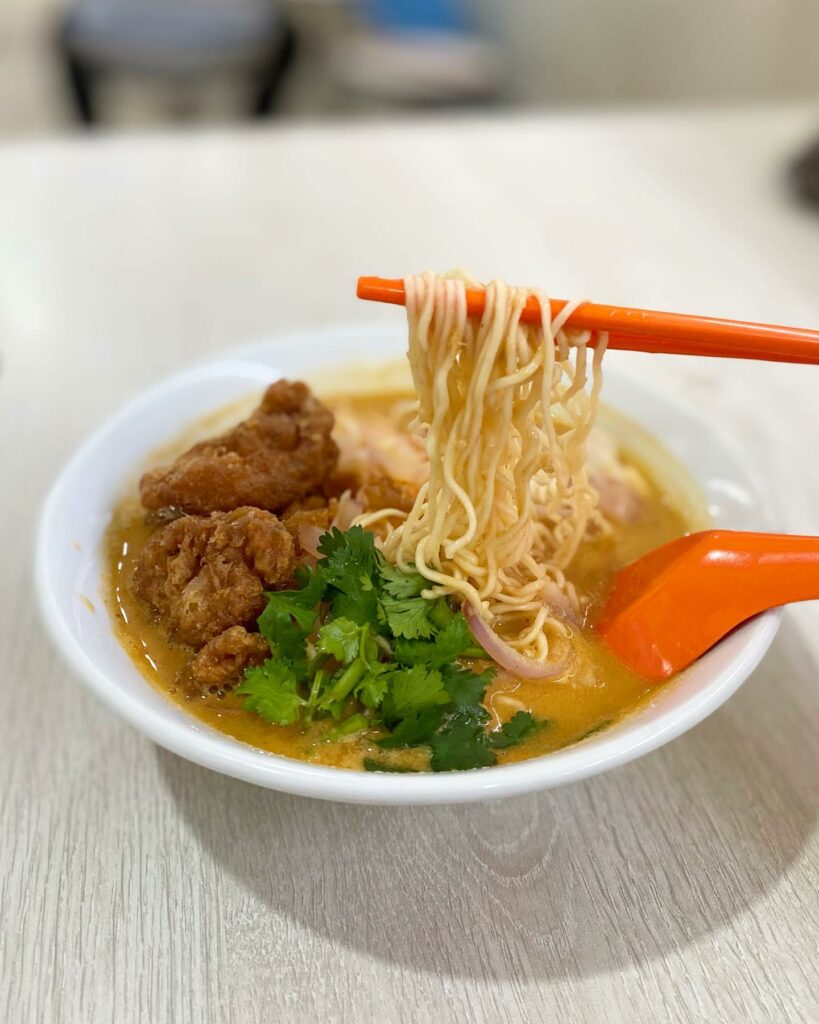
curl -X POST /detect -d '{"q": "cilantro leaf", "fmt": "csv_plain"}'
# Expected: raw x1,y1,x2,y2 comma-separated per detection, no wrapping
236,661,305,726
318,527,380,627
326,589,375,628
377,557,428,599
317,618,362,664
357,662,391,708
292,564,328,607
377,706,446,748
318,523,375,564
381,595,436,639
394,612,479,667
441,664,495,706
429,706,496,772
488,711,542,749
257,568,325,663
381,665,449,724
433,613,478,660
257,594,311,637
240,528,535,770
255,608,307,669
258,572,324,636
318,526,376,587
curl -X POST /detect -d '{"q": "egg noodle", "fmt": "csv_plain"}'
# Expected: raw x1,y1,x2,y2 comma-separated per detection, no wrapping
357,270,608,665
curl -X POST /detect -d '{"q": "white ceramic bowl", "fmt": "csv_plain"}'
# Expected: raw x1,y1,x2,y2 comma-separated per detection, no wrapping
36,325,780,805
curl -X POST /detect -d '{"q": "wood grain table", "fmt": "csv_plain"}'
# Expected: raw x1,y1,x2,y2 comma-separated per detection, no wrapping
1,106,818,1024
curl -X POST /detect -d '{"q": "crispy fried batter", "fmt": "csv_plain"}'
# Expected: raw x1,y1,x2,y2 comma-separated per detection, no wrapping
282,493,335,516
283,504,335,534
358,475,418,514
281,478,417,554
133,507,295,646
182,626,270,697
139,380,339,514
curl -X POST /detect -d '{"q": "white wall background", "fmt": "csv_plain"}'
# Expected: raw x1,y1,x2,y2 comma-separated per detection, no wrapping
1,0,818,138
475,0,819,104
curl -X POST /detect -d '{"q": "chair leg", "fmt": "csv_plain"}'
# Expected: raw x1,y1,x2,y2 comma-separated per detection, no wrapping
251,23,297,117
57,21,97,126
65,52,97,125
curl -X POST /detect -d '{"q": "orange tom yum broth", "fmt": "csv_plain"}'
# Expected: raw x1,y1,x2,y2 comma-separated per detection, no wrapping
106,384,703,772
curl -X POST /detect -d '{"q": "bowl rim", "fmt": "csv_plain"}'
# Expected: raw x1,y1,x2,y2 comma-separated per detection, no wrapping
35,325,782,805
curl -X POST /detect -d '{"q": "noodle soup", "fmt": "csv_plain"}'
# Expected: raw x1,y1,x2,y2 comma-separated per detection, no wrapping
106,386,698,772
104,270,709,774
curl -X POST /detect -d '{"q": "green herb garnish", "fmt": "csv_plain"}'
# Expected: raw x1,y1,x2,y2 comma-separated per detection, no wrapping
237,661,305,726
575,719,612,742
430,705,497,772
238,526,545,771
488,710,543,749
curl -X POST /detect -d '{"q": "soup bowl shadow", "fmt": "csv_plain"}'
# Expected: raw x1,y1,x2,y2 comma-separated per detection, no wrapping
157,616,817,984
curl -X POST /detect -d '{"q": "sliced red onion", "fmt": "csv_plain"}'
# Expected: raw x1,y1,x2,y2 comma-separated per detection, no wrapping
296,523,324,561
331,491,364,532
296,493,365,565
462,602,567,681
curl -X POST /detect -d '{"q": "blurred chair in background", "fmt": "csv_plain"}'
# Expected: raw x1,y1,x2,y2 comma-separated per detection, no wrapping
333,0,499,106
58,0,296,125
791,132,819,209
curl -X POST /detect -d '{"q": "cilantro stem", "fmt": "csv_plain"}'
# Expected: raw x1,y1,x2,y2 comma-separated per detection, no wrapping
327,713,369,740
374,635,393,657
305,668,327,722
321,658,366,707
461,645,486,659
307,651,330,677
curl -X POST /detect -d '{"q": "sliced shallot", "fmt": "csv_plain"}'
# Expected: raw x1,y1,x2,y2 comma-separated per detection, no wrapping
463,601,568,681
296,523,324,561
331,491,364,532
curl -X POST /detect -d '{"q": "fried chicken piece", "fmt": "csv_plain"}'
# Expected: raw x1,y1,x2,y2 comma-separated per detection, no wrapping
133,507,295,646
281,478,417,556
358,475,418,514
139,380,339,514
182,626,270,697
281,492,336,520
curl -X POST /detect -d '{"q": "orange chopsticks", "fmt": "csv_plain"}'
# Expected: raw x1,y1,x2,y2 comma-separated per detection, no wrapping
357,276,819,365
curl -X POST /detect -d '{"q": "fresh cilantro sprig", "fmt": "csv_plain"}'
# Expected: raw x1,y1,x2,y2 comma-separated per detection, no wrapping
236,526,545,771
430,706,497,772
237,661,305,726
488,710,542,749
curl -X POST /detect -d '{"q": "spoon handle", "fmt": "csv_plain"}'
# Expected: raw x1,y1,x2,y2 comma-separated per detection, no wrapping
598,529,819,681
709,531,819,609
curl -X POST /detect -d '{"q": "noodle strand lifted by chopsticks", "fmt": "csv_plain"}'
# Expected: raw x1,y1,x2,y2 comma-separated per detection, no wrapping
361,270,608,668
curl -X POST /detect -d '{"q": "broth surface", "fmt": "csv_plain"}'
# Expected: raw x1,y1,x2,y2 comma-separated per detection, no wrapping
105,388,694,771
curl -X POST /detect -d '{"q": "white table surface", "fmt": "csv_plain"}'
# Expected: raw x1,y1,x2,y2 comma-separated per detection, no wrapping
1,105,818,1024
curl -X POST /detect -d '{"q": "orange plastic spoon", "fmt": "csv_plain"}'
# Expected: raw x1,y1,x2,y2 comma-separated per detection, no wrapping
596,530,817,681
